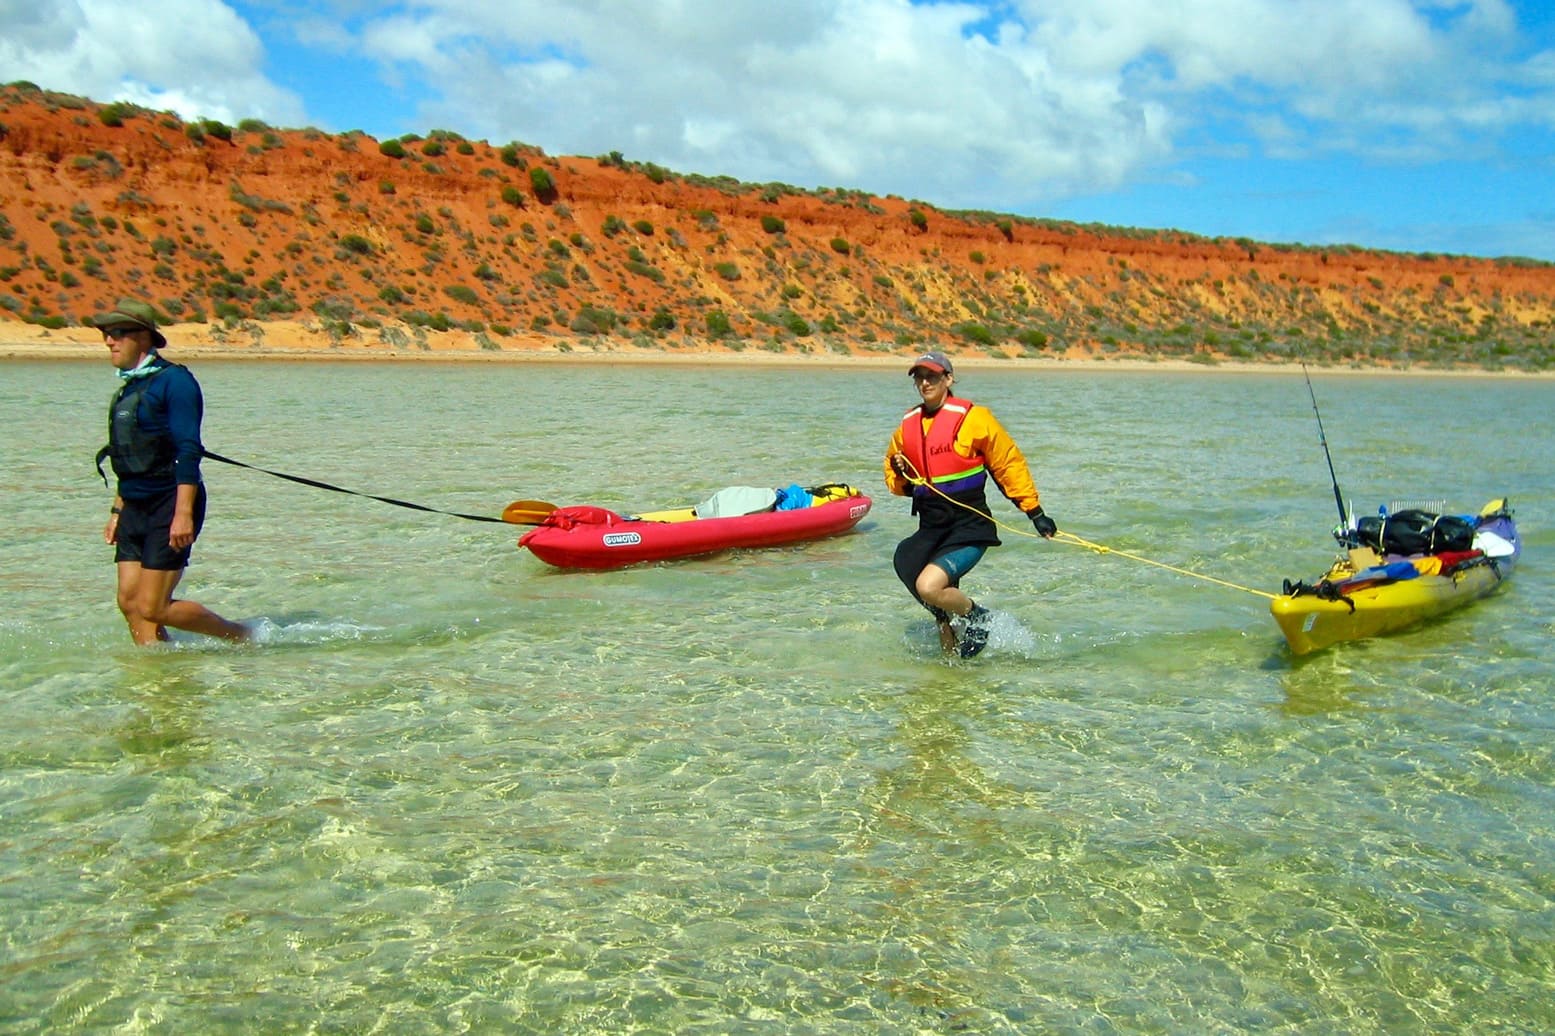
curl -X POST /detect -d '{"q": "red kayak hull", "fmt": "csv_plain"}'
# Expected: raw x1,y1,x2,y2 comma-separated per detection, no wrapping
519,495,872,569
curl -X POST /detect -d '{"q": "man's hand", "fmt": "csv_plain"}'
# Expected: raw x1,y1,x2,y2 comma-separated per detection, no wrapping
169,510,195,550
1028,506,1057,538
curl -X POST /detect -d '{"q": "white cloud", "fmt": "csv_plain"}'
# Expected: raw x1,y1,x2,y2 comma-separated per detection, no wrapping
345,0,1176,206
0,0,305,126
312,0,1550,213
1018,0,1550,155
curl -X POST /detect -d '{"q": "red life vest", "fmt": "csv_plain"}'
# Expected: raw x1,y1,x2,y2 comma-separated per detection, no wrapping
899,395,987,497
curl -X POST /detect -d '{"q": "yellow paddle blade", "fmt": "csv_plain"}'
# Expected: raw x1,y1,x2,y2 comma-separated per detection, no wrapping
630,507,697,523
501,499,558,525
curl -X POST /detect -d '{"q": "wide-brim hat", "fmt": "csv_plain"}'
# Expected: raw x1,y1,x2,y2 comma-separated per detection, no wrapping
90,297,167,349
908,350,952,376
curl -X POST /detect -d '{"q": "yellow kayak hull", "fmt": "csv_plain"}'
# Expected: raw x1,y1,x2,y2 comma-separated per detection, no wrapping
1271,561,1509,655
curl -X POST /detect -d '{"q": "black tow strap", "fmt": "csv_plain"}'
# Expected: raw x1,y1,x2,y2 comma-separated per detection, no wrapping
202,449,506,524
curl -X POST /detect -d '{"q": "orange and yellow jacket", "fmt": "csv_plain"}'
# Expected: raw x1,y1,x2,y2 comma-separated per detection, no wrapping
884,396,1040,539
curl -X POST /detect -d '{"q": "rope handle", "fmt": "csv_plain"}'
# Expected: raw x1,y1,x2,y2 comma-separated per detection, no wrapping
889,451,1276,600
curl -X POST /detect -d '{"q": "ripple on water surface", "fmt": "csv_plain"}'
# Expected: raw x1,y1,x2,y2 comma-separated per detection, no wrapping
3,363,1553,1030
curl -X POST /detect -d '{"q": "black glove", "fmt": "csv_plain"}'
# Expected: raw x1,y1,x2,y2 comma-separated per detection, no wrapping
1028,506,1057,538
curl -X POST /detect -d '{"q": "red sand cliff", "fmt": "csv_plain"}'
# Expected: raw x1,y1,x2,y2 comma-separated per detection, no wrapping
3,84,1553,369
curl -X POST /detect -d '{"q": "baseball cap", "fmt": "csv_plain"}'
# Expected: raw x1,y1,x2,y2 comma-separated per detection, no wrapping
908,351,952,376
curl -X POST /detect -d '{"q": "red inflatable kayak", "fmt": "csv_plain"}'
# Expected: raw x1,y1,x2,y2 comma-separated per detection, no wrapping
518,490,872,569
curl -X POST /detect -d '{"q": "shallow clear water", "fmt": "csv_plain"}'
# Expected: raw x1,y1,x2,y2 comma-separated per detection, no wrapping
2,360,1552,1032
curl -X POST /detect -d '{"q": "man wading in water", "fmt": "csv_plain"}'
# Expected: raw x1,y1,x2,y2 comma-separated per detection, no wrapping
883,352,1056,657
95,297,250,646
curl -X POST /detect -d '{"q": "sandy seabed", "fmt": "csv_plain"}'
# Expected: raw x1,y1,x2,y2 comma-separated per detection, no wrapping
3,320,1549,378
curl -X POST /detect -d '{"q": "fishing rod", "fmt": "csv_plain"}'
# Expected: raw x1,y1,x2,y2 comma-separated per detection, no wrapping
1301,363,1349,531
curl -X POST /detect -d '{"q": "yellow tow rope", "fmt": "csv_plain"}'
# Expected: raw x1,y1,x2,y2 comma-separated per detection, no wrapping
1050,530,1277,600
894,456,1277,601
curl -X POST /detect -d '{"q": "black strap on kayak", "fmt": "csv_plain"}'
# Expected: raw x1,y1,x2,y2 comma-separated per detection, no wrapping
202,449,506,524
1282,577,1355,613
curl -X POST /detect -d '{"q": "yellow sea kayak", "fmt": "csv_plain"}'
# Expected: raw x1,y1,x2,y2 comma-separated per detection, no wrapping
1271,499,1519,655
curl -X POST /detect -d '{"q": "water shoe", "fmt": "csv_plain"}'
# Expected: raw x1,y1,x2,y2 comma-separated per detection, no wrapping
959,604,991,658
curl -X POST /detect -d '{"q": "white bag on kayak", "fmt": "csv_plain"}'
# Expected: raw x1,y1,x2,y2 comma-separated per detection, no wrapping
694,486,777,518
1474,529,1516,558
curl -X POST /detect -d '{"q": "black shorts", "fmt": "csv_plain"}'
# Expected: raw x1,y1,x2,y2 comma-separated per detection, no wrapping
114,485,207,570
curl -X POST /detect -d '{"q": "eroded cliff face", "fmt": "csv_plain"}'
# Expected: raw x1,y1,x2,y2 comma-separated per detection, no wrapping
3,85,1553,367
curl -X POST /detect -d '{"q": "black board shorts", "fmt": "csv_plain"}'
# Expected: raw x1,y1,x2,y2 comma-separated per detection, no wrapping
114,485,206,570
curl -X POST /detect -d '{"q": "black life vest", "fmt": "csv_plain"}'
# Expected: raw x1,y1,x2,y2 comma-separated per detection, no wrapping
95,362,180,485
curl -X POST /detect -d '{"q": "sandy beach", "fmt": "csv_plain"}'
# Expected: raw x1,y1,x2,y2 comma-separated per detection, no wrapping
4,319,1550,377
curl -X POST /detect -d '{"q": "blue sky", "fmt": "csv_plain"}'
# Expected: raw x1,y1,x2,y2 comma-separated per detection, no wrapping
5,0,1553,260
